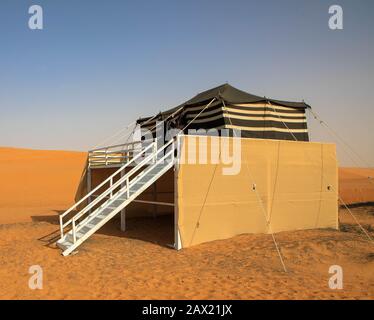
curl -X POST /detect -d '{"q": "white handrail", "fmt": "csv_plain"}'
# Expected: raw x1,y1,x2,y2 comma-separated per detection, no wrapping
88,141,144,167
60,137,177,242
59,142,156,236
67,142,163,229
89,140,142,152
73,139,176,235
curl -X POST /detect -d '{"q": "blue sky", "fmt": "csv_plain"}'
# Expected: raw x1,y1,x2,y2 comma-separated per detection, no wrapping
0,0,373,166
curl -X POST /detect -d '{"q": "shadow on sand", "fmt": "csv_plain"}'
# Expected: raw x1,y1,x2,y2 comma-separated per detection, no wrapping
32,211,174,249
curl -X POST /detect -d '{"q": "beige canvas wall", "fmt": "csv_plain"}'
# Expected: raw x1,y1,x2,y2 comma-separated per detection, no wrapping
176,135,338,248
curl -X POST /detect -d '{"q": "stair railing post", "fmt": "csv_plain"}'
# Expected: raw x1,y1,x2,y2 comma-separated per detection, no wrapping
153,140,157,164
171,140,175,164
72,219,76,243
126,177,130,198
110,177,113,199
59,215,64,239
177,134,180,164
87,168,92,214
124,146,128,165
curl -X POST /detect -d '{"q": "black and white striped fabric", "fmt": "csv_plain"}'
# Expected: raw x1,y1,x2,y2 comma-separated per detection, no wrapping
136,84,310,142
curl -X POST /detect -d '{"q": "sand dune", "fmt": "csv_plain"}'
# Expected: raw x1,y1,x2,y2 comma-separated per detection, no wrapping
339,167,374,205
0,147,373,299
0,147,87,224
0,147,373,225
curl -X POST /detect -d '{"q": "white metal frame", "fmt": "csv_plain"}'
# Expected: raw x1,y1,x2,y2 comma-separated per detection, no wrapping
174,134,182,250
58,138,176,256
59,142,155,238
88,141,144,168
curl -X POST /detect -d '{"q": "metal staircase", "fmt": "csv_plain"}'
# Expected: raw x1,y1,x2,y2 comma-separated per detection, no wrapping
57,138,176,256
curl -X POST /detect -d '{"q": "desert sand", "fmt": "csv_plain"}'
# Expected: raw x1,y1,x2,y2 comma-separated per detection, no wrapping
339,167,374,205
0,147,87,224
0,147,373,299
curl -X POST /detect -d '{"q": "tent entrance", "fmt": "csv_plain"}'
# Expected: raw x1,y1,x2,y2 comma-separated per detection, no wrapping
120,214,175,248
84,157,177,249
117,167,175,247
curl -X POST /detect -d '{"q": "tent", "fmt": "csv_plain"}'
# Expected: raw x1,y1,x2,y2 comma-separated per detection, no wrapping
137,83,310,141
58,84,338,261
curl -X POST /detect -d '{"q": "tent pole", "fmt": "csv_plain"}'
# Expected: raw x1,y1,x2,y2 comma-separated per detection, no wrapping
120,170,126,231
87,167,92,213
120,211,126,232
152,183,157,218
174,134,182,250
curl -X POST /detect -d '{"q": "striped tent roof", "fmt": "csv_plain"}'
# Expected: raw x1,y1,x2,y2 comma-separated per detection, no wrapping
137,84,311,141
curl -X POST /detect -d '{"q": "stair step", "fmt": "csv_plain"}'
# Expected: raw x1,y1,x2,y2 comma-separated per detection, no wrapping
66,232,84,242
106,206,119,210
57,239,72,250
91,214,107,221
111,199,126,205
81,222,95,230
